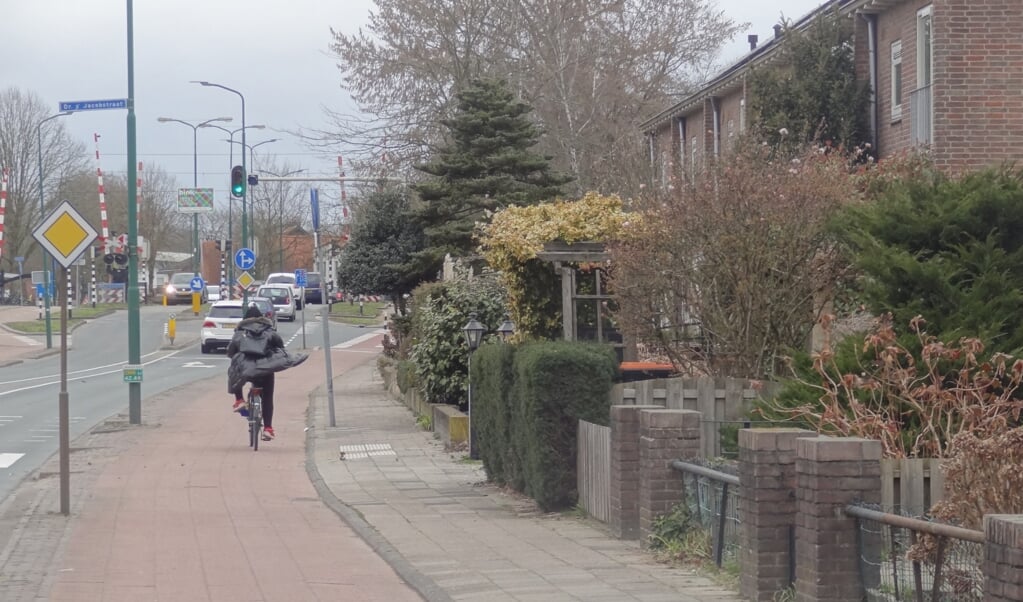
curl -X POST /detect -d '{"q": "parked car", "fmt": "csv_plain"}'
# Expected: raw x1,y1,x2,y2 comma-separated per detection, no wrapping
200,300,245,353
255,285,296,321
248,296,277,330
206,284,223,302
165,272,204,305
304,272,324,304
264,272,303,309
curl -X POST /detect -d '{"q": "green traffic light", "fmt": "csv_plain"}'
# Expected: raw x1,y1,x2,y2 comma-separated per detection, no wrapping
230,165,245,198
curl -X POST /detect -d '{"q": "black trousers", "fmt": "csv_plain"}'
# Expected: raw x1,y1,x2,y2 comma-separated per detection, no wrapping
231,374,275,429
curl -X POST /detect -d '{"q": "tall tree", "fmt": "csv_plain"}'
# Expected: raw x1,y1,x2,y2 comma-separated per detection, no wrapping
336,188,427,313
748,11,871,151
324,0,743,194
0,88,88,273
413,78,570,266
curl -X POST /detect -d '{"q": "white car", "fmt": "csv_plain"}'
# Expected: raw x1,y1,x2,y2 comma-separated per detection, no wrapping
264,272,303,309
200,300,246,354
206,284,223,302
255,285,297,321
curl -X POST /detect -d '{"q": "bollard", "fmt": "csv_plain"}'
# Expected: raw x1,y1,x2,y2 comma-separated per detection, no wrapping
192,292,200,316
162,292,167,306
167,313,176,344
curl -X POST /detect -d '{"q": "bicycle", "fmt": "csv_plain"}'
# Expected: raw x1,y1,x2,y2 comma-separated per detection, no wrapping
241,385,264,451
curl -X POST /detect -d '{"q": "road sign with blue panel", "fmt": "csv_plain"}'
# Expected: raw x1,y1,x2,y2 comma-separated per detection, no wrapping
234,248,255,270
58,99,127,112
294,269,307,287
310,188,320,231
190,276,205,292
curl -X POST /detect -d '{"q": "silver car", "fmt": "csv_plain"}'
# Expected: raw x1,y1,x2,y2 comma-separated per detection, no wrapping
255,285,296,321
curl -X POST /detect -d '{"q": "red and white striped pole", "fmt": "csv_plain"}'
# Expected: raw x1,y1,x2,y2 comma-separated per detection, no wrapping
95,134,110,253
0,168,8,264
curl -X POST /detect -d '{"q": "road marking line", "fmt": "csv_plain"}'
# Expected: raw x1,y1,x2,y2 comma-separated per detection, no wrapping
0,453,25,468
13,335,41,346
333,330,386,349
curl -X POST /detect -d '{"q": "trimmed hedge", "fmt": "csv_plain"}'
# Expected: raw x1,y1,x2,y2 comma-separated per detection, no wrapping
472,340,617,511
471,341,520,488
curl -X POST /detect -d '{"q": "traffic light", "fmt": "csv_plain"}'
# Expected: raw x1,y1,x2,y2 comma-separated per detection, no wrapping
231,165,245,198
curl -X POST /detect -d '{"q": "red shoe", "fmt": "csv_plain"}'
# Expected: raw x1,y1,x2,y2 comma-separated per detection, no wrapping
262,426,275,441
232,398,246,413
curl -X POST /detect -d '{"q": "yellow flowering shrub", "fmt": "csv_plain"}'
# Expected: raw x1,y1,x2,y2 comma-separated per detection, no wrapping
478,192,633,340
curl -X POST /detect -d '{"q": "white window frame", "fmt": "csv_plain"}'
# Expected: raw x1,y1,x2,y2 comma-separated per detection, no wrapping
917,6,933,88
890,40,903,122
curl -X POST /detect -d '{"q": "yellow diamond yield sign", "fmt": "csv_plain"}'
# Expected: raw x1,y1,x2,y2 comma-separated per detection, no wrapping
32,201,98,269
236,271,255,289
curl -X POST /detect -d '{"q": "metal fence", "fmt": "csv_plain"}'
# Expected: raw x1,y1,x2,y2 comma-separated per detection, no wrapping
845,503,984,601
671,460,741,568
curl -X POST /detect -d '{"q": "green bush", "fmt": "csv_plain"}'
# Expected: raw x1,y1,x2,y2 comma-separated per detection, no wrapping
396,360,417,394
471,341,519,486
407,275,507,405
511,341,617,511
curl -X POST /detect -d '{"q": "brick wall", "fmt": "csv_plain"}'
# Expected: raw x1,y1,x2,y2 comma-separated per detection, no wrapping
609,405,663,539
638,409,700,547
984,515,1023,600
739,428,814,601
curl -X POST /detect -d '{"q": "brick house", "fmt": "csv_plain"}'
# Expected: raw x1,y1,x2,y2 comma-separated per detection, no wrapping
640,0,1023,177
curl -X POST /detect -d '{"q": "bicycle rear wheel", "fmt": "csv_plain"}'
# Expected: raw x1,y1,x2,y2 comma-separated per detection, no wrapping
250,396,263,451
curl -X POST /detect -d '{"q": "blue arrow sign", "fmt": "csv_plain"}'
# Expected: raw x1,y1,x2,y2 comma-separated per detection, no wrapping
190,276,206,292
58,99,127,112
234,248,256,270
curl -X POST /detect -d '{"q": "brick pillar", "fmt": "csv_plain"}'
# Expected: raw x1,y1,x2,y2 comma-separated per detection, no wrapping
795,437,882,602
739,428,814,601
983,515,1023,600
609,405,663,539
638,409,700,547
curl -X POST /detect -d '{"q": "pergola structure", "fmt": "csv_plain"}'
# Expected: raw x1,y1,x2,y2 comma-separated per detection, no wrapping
536,241,633,362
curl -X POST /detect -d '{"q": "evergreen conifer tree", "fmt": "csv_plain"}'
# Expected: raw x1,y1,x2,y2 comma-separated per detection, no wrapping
413,78,571,267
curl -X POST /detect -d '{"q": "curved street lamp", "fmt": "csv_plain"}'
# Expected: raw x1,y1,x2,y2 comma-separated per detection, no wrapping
156,116,233,281
201,123,265,295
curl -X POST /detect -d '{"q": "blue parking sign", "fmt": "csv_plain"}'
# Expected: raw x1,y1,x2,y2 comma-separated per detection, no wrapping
294,268,307,287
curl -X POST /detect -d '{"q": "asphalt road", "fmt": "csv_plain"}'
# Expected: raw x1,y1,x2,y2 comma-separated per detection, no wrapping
0,303,380,502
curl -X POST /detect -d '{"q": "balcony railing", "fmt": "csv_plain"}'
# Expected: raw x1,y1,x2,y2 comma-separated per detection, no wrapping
910,84,933,145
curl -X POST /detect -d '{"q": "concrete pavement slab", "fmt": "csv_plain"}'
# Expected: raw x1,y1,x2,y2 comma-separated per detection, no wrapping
308,341,743,602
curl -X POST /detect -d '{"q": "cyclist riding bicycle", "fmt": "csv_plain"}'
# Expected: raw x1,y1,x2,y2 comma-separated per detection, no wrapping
227,304,286,440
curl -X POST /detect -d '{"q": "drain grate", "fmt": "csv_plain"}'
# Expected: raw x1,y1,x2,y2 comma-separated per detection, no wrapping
338,443,396,460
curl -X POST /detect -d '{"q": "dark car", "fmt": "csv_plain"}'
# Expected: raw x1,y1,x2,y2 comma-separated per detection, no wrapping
248,297,278,329
164,272,204,305
304,272,324,304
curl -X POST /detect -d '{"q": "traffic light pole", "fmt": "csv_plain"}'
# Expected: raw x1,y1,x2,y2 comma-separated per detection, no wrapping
126,0,142,425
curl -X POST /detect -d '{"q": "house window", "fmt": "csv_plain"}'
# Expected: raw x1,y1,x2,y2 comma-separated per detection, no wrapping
917,6,933,89
890,40,903,122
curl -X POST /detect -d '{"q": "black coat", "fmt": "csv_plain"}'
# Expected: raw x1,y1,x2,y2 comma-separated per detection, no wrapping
226,318,307,392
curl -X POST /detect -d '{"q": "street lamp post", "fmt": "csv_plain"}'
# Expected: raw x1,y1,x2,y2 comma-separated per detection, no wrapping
462,312,487,460
200,123,266,297
36,111,73,349
192,81,249,304
156,116,232,292
497,314,516,341
228,138,278,273
260,168,305,271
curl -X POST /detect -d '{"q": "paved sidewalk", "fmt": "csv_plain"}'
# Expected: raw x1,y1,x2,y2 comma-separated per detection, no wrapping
0,316,742,601
0,304,59,366
308,346,742,602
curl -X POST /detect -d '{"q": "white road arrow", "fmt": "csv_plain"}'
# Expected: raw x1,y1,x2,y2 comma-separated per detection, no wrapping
181,361,216,369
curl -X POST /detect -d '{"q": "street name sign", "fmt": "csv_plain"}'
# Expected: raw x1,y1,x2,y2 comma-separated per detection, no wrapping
32,201,98,269
58,99,127,112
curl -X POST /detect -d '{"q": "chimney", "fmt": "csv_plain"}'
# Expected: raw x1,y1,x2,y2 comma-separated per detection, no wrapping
774,24,783,39
748,34,759,50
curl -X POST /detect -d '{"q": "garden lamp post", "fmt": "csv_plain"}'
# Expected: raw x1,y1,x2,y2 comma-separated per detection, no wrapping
462,312,487,459
497,314,515,341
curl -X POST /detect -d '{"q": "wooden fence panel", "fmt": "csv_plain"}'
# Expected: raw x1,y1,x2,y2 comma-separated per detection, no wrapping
879,458,945,516
577,420,611,522
611,376,766,459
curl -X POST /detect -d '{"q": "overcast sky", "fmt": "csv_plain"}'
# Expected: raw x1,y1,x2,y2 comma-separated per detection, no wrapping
4,0,824,200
